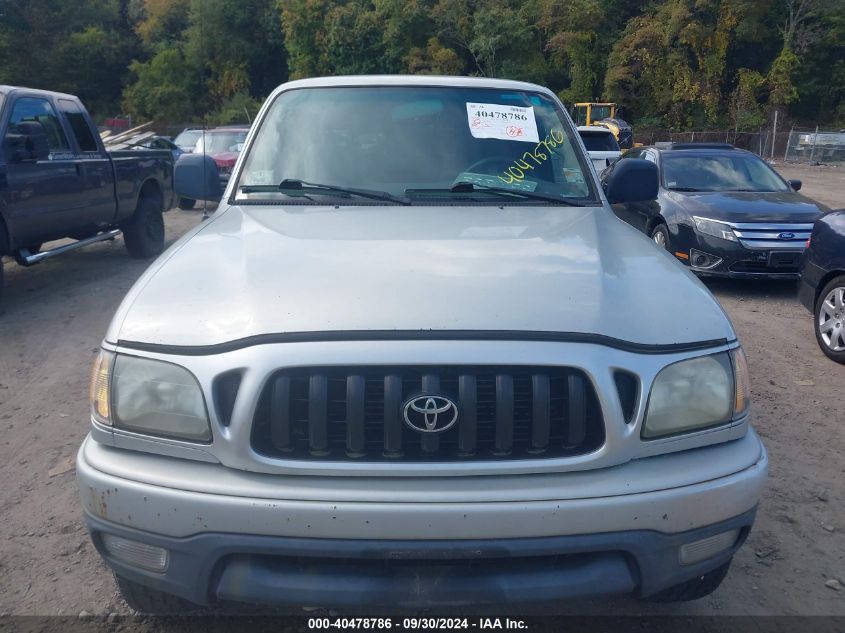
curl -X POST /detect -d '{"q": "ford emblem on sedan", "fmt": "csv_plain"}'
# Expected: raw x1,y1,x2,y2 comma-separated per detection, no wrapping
779,232,795,240
402,395,459,433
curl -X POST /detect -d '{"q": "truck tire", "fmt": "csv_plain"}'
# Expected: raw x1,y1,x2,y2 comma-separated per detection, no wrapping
122,195,164,259
115,574,207,615
643,560,731,602
178,197,196,210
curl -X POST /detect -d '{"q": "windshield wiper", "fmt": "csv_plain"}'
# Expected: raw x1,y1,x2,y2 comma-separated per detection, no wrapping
667,186,707,192
240,179,410,205
406,182,582,206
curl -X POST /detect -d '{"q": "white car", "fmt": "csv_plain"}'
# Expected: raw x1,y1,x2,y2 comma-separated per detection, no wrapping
578,125,622,172
77,75,766,613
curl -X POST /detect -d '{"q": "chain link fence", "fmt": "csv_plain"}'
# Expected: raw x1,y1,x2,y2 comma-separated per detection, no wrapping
635,129,769,155
783,128,845,163
635,127,845,163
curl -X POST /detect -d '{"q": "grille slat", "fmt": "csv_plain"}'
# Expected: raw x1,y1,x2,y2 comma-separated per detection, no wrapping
346,375,365,457
383,374,403,457
252,366,604,462
270,374,292,452
566,374,586,447
458,375,477,456
308,374,329,455
494,374,514,455
530,374,551,453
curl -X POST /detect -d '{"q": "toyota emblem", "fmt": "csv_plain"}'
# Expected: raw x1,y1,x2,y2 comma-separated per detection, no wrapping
402,395,459,433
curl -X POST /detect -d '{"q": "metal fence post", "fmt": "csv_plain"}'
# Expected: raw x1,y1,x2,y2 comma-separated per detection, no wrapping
809,125,819,162
784,126,794,161
770,109,778,160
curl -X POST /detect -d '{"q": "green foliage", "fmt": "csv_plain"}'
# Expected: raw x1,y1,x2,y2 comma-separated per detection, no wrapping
731,69,768,129
0,0,140,117
767,46,800,107
0,0,842,128
123,48,200,123
207,92,263,126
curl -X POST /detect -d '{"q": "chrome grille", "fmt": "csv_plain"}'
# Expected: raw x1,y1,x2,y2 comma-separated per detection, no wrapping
729,222,813,250
250,366,605,461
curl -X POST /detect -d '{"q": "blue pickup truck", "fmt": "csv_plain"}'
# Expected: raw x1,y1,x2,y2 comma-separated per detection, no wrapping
0,86,175,298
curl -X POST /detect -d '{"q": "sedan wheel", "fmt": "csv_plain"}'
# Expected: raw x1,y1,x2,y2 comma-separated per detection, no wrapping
815,276,845,363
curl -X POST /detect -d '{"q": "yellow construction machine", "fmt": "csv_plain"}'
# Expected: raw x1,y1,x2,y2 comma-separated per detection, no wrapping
572,102,633,149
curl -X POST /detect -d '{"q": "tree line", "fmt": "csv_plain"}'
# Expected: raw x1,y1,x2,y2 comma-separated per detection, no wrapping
0,0,842,130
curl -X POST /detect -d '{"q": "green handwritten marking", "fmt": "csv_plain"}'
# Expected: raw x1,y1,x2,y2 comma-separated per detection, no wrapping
498,129,565,185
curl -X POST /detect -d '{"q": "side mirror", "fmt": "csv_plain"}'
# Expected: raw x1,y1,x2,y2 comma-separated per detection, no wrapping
604,158,658,204
5,121,49,162
788,179,802,191
174,153,222,201
4,133,27,162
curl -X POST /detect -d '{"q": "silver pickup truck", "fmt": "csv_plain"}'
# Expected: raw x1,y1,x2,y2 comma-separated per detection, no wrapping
76,76,767,613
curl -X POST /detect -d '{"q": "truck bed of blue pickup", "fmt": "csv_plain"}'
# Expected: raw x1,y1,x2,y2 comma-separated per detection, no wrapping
0,85,175,299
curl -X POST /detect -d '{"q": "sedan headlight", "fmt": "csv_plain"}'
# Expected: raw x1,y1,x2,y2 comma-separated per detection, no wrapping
693,216,738,242
643,349,749,439
89,350,211,442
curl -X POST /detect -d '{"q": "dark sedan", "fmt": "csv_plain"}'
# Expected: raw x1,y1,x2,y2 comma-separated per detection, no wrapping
603,143,829,278
799,210,845,363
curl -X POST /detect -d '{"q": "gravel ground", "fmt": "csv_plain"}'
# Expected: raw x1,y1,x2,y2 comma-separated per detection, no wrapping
0,163,842,618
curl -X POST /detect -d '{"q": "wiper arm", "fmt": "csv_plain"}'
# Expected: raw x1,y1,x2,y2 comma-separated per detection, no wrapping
240,179,410,205
407,182,582,206
667,186,705,192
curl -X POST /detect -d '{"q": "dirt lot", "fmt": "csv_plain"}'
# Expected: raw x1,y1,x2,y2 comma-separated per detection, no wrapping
0,163,843,618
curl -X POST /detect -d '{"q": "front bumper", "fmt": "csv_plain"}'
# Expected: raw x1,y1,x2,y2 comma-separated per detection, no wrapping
77,432,767,607
676,231,805,279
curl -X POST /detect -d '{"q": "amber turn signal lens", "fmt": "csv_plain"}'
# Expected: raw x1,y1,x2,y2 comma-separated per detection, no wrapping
731,347,750,417
89,349,114,425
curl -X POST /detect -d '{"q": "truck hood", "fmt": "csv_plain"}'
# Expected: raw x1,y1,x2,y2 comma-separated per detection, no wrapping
108,204,735,349
667,190,827,223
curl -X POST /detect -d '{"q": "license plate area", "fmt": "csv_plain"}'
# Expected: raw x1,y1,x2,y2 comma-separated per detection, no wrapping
768,250,801,268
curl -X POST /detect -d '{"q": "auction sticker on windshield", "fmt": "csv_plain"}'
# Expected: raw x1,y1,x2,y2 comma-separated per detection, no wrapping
466,103,539,143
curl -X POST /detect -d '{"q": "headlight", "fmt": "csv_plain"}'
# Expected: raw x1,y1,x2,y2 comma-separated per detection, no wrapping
88,351,211,442
693,216,738,242
643,352,735,438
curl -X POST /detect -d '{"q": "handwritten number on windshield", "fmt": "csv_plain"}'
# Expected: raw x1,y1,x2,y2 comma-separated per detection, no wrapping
498,129,565,185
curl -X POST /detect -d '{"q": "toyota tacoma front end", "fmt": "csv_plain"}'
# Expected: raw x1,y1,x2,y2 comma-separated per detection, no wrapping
76,76,766,613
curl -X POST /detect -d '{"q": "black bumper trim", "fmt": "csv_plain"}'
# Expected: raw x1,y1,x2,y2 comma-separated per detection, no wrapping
86,508,757,608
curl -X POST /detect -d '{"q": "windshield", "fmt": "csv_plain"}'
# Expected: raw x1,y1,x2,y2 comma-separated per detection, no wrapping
591,105,612,120
663,153,790,192
236,86,596,204
196,130,247,154
174,129,202,149
580,131,619,152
